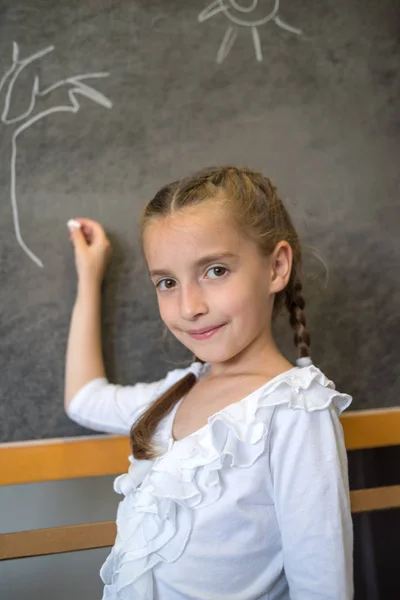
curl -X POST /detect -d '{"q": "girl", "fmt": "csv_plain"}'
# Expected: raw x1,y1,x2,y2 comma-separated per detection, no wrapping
65,166,353,600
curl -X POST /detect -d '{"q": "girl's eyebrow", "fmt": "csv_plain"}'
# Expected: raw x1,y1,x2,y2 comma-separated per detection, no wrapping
149,252,238,278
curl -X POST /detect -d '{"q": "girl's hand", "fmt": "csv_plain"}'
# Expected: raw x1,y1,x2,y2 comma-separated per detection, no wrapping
68,218,112,286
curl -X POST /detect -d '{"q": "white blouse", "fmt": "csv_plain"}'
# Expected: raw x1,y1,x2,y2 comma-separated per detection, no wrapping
66,361,353,600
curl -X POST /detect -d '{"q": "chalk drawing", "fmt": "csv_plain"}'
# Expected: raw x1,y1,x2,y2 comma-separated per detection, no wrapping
0,42,112,267
198,0,302,63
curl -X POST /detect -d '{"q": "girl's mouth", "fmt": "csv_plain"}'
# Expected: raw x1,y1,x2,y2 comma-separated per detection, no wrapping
188,324,225,340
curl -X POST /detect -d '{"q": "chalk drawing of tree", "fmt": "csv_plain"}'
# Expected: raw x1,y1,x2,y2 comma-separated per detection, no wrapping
198,0,302,63
0,42,112,267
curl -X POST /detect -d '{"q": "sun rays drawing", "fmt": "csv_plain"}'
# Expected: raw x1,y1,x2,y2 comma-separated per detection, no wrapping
0,42,112,268
198,0,302,63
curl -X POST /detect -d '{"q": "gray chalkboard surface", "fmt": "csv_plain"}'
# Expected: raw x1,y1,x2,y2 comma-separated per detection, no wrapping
1,0,399,442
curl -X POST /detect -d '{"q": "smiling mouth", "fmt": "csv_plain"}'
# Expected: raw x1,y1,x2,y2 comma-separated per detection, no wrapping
187,324,226,340
187,325,224,335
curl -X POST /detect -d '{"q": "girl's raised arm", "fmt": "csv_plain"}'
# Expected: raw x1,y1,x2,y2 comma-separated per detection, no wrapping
64,218,111,409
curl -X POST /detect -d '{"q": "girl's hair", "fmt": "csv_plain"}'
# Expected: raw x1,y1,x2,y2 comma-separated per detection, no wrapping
130,166,310,460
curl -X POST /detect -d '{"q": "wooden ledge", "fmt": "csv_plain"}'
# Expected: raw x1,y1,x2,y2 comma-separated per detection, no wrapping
0,521,116,560
1,485,400,560
341,408,400,451
350,485,400,514
0,435,131,486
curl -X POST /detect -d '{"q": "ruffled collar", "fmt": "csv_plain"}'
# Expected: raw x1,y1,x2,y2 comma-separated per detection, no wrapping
168,360,341,448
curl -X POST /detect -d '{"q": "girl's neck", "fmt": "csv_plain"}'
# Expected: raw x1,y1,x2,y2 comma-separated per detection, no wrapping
207,335,293,380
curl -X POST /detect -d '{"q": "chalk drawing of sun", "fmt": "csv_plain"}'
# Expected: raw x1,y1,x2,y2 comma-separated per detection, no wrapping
198,0,302,63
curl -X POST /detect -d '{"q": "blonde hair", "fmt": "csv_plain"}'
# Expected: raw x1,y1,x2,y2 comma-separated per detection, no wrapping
131,166,310,459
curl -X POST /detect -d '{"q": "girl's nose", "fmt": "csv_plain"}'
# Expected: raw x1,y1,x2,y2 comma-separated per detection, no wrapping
180,283,208,319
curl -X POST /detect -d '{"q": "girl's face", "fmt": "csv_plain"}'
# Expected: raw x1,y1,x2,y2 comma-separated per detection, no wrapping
143,200,287,366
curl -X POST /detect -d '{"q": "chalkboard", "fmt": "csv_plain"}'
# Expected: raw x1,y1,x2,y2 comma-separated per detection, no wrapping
1,0,399,442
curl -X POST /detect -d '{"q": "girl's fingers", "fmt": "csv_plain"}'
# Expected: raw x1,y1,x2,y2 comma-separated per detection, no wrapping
67,218,111,283
72,217,97,227
68,218,107,247
68,223,88,251
81,225,93,245
73,218,104,235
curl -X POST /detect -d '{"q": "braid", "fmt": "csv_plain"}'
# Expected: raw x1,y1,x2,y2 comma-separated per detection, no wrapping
284,277,311,359
130,372,197,460
130,355,205,460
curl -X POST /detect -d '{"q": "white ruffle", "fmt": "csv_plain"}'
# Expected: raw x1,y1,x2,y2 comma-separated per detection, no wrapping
100,363,352,599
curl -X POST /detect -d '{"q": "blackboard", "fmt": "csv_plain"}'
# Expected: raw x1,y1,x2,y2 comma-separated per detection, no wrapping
1,0,399,442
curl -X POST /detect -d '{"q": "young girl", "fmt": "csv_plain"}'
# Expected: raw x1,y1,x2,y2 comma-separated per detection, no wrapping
65,166,353,600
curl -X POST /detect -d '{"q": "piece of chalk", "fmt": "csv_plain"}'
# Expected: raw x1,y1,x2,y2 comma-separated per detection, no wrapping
67,219,81,230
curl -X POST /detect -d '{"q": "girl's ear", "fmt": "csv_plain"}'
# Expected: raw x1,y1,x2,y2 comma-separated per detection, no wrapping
270,241,292,293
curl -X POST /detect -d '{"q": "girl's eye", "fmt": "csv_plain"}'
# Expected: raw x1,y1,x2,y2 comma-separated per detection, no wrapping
156,267,228,291
207,266,228,279
156,278,176,291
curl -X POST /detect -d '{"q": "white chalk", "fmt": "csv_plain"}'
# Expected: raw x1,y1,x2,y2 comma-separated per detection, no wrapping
67,219,82,230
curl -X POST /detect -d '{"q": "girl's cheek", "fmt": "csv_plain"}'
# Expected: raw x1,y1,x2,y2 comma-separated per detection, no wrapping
157,299,174,324
217,291,245,314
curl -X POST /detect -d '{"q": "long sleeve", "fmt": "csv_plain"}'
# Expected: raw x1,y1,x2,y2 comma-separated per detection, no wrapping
269,403,353,600
65,364,196,435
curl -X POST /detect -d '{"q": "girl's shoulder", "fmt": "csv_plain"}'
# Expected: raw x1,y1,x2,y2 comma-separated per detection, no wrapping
197,362,352,451
258,362,352,415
